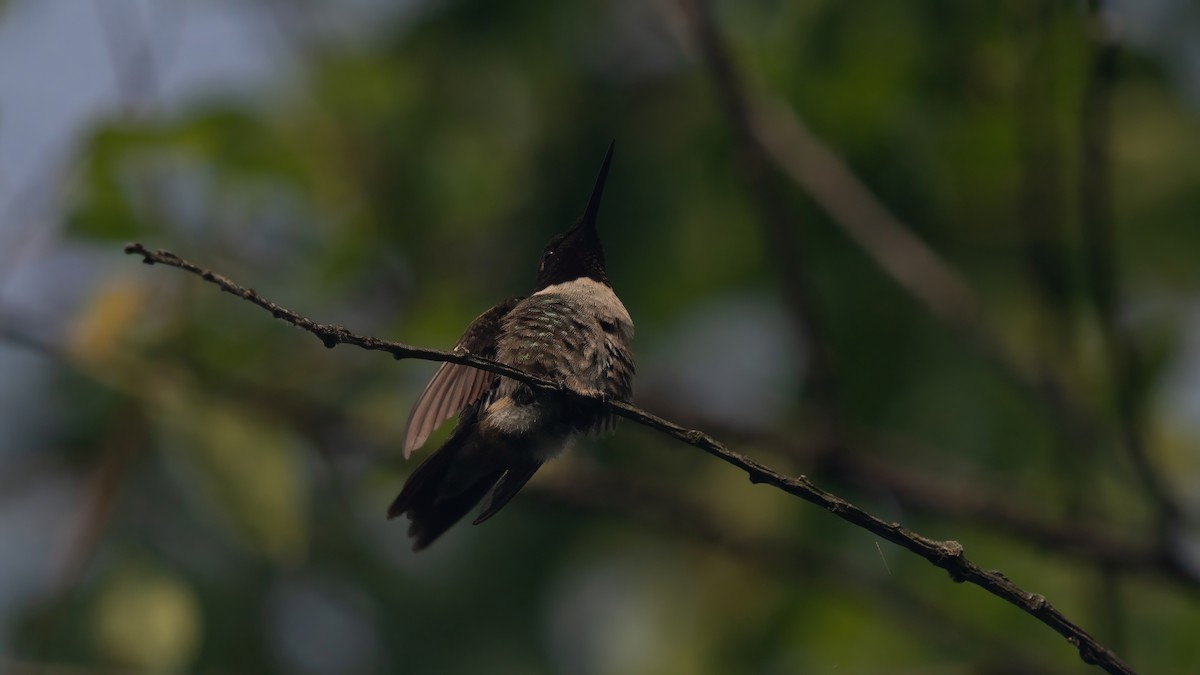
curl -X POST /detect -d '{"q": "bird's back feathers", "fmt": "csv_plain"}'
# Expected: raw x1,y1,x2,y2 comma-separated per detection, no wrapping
391,143,631,551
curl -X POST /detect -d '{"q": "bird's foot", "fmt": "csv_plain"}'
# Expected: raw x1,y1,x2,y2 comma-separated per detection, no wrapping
573,386,612,403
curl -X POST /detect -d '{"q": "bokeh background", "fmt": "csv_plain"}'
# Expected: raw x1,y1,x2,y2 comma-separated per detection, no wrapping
2,0,1200,673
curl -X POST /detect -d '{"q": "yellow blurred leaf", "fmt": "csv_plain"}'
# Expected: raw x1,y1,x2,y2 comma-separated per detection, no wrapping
68,278,149,368
92,568,202,671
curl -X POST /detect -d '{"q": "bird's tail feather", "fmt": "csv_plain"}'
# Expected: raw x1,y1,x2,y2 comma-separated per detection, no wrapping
388,405,541,550
473,457,542,525
389,446,502,551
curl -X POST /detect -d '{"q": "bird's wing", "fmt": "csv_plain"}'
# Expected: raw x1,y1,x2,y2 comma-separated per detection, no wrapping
402,297,523,457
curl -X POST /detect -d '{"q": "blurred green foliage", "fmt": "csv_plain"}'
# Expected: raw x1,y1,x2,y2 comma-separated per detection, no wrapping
6,0,1200,673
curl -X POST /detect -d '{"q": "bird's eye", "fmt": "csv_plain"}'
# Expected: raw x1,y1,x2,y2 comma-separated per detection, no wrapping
540,248,554,271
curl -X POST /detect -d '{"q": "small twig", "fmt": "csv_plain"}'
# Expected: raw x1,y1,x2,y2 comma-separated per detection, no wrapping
35,407,145,662
874,541,892,577
828,439,1180,577
53,410,143,595
124,242,1135,674
638,408,1193,585
1081,19,1144,650
528,469,1073,675
163,355,1195,588
753,97,981,329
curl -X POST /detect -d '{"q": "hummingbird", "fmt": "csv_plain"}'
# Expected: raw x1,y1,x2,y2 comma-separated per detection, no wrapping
389,142,635,551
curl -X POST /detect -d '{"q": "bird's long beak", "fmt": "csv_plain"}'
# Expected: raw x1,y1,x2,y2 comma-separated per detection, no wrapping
581,140,615,231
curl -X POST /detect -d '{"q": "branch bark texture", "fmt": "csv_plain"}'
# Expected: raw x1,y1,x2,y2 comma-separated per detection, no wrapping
124,242,1136,674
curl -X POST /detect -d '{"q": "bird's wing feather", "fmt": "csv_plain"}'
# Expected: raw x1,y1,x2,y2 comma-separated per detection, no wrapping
402,297,523,457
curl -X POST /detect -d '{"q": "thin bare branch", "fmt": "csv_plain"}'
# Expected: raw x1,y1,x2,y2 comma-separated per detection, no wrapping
124,242,1136,674
31,406,145,666
753,98,982,328
528,468,1075,675
1080,0,1182,529
664,0,977,333
662,0,1126,508
667,0,843,449
51,407,144,599
611,404,1195,587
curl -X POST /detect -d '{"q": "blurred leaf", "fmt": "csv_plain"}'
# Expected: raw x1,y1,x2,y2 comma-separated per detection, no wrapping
92,566,202,671
10,1,1200,672
67,278,149,368
66,124,159,240
67,108,308,241
149,379,310,562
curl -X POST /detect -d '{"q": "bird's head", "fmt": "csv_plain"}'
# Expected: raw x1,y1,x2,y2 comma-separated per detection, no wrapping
532,141,615,292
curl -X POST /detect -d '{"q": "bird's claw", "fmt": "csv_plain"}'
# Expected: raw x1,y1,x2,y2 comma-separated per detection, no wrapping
574,387,611,403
